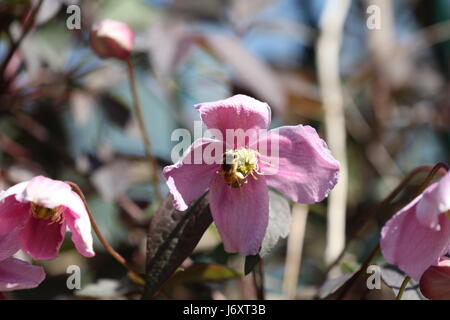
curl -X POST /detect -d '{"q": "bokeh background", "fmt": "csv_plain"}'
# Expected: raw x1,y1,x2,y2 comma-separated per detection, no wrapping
0,0,449,299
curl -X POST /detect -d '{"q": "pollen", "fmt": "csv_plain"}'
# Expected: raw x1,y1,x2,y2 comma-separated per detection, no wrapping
30,203,64,224
218,147,261,188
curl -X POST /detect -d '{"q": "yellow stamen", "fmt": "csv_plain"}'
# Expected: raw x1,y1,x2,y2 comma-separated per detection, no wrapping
30,203,64,224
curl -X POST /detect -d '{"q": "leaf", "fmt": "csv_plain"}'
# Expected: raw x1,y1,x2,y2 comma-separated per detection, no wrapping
260,190,291,257
170,263,241,285
244,254,260,276
142,193,213,299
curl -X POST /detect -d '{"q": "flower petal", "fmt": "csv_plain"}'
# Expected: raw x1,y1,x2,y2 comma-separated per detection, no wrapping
63,191,95,257
18,176,73,209
209,175,269,255
19,216,66,260
416,172,450,230
255,125,340,203
163,138,223,211
380,197,450,281
419,259,450,300
0,229,20,261
0,194,30,235
195,94,271,136
0,258,45,291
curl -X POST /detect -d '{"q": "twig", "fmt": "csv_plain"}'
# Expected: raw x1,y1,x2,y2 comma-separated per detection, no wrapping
66,181,145,285
282,203,308,299
126,59,163,203
316,0,351,264
0,0,44,81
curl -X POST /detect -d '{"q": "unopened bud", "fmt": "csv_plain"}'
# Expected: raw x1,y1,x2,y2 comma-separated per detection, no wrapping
90,19,134,60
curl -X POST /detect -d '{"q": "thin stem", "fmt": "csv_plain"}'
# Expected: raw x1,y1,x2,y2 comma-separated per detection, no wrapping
396,276,411,300
0,0,43,81
66,181,144,285
252,260,265,300
126,59,163,203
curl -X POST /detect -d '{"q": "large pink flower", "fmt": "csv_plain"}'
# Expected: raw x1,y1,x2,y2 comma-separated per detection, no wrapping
381,171,450,281
0,176,95,260
0,229,45,291
163,94,340,255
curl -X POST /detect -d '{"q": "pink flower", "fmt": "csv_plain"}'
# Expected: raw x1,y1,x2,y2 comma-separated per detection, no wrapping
381,171,450,281
163,94,340,255
0,176,95,260
419,259,450,300
0,229,45,291
90,19,134,60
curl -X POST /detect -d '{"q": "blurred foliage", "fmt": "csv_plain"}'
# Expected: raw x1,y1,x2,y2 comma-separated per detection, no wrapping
0,0,449,300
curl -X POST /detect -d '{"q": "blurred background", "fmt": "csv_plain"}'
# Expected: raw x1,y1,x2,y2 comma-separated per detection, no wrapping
0,0,449,300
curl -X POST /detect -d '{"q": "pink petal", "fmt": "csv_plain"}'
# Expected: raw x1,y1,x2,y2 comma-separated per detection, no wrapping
416,172,450,230
0,258,45,291
19,216,66,260
163,138,223,211
0,194,30,235
0,229,20,261
63,191,95,257
255,125,340,203
380,197,450,281
195,95,271,137
209,175,269,255
19,176,73,209
419,259,450,300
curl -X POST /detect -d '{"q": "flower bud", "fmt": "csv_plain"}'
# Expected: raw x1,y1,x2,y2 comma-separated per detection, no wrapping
90,19,134,60
419,259,450,300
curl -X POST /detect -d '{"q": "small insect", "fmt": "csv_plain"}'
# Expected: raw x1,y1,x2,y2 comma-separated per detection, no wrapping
31,203,64,224
219,151,247,188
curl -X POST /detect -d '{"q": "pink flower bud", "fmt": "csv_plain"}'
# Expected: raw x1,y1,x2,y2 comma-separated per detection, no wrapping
419,259,450,300
90,19,134,60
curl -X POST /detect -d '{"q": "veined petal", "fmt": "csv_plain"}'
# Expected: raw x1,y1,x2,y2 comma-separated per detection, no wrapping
420,259,450,300
255,125,339,204
63,191,95,258
380,197,450,281
163,138,223,211
209,175,269,255
0,229,20,262
18,176,73,209
195,95,271,136
19,216,66,260
0,258,45,292
0,194,30,235
416,172,450,230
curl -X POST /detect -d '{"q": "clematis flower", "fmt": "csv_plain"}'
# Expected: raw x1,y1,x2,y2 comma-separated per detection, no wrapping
381,171,450,281
163,94,340,255
0,229,45,291
90,19,134,60
419,258,450,300
0,176,95,260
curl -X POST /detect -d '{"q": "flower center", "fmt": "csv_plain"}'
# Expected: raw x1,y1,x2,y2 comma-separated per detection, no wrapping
446,210,450,220
218,147,261,188
30,203,64,224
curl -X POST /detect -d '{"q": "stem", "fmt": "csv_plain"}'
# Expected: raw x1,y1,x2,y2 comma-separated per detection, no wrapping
252,260,265,300
126,59,163,203
0,0,43,81
66,181,144,285
396,276,411,300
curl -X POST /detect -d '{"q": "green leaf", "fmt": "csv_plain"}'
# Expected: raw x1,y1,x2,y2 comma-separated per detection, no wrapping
171,263,241,285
